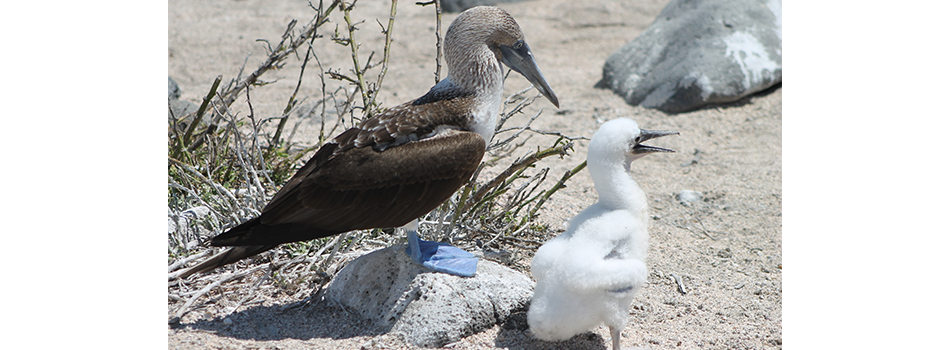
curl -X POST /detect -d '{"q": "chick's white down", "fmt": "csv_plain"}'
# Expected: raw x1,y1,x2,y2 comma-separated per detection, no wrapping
529,118,670,346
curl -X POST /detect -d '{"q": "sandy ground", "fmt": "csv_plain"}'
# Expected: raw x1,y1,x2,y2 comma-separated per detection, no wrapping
168,0,781,348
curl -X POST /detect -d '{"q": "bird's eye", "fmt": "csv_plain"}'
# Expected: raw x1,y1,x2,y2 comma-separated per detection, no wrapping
514,41,524,50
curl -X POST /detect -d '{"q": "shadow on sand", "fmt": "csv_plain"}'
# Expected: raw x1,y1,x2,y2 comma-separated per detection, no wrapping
173,298,387,342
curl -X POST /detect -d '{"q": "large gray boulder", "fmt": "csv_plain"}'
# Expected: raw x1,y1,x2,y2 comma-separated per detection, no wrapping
324,245,534,348
598,0,782,113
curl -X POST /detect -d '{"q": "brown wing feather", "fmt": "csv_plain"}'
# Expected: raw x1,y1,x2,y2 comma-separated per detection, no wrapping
354,97,474,150
178,243,278,278
259,127,360,214
211,130,485,246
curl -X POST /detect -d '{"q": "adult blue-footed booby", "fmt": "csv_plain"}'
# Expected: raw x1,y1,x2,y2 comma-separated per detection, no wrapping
527,119,676,350
180,6,558,279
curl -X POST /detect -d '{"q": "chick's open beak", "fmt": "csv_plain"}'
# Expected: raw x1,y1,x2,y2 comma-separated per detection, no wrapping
632,129,679,154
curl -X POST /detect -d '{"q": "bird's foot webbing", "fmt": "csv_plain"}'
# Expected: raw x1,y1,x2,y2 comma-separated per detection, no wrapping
405,230,477,277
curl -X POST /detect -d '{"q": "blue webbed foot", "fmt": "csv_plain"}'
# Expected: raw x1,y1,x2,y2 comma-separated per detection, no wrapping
405,229,477,277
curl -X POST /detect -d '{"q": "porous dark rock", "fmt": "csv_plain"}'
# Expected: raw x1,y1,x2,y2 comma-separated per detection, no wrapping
598,0,782,113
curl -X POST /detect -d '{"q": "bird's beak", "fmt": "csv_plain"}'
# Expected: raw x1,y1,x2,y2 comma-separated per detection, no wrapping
500,40,559,108
632,129,679,155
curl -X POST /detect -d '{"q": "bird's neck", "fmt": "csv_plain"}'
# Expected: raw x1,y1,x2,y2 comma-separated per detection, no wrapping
589,156,648,216
444,49,505,144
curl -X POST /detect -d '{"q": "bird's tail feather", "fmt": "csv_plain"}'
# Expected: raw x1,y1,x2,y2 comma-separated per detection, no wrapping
177,244,278,279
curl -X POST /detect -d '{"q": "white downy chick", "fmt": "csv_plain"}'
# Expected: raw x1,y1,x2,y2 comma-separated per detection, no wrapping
528,118,677,350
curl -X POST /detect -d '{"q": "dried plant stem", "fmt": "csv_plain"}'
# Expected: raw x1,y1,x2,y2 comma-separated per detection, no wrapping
490,109,543,151
469,141,575,208
227,98,269,205
372,0,398,107
415,0,443,83
189,2,339,152
225,272,270,315
434,0,441,82
303,233,346,272
528,159,587,221
317,232,347,272
269,21,321,153
485,220,531,248
168,250,212,274
169,264,271,325
168,158,242,214
339,1,373,115
177,75,222,157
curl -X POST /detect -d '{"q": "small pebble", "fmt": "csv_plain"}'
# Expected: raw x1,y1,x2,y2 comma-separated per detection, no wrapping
716,248,732,259
676,190,702,205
